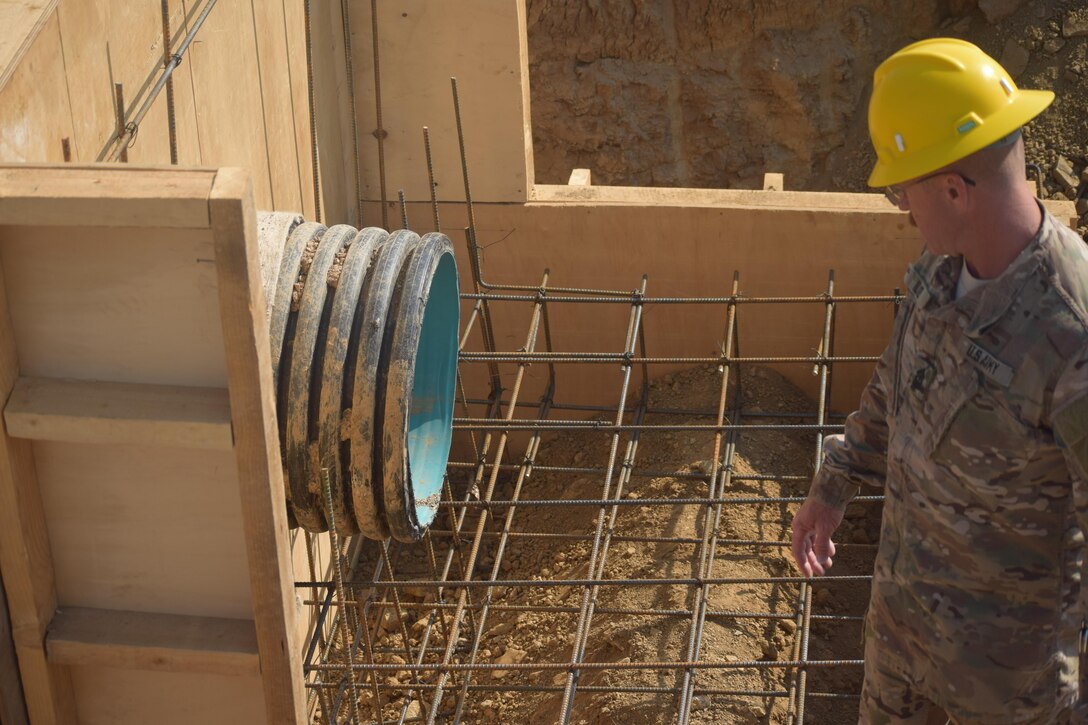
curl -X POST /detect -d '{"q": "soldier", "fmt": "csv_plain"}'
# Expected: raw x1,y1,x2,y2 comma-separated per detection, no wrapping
791,38,1088,724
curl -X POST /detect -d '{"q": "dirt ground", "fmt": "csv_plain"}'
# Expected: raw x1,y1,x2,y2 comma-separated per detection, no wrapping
526,0,1088,234
346,364,880,724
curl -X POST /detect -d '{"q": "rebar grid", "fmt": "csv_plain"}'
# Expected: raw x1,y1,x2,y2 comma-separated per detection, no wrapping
297,268,894,724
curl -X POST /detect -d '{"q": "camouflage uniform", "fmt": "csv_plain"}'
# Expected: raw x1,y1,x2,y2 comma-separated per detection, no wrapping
810,207,1088,724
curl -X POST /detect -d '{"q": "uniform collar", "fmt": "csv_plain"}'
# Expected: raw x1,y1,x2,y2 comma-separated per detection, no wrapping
904,202,1053,336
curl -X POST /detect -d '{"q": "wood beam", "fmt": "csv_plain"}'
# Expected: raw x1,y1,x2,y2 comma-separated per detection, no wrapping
4,377,232,450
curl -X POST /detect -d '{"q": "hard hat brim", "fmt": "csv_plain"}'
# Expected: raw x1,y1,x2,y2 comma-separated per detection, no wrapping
867,89,1055,188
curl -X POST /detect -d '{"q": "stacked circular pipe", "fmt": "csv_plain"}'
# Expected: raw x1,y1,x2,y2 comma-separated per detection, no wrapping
258,213,459,542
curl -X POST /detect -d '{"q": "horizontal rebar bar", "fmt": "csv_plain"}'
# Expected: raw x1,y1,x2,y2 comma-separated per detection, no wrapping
459,352,879,364
307,658,865,673
462,292,899,304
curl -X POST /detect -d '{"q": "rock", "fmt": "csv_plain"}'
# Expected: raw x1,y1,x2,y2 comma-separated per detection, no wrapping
725,653,739,662
488,622,515,639
760,641,779,661
1076,197,1088,217
850,527,871,545
778,618,798,635
999,37,1030,78
378,607,401,632
979,0,1025,24
690,695,711,711
491,646,527,680
1043,36,1066,54
1063,9,1088,38
1052,156,1079,195
952,17,971,33
813,588,831,606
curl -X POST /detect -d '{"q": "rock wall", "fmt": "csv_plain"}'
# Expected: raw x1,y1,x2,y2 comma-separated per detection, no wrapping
526,0,1086,201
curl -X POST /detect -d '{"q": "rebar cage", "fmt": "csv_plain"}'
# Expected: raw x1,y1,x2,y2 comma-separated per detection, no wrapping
296,242,900,724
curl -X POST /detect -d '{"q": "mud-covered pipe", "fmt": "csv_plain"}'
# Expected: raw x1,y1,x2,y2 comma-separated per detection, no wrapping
257,212,460,542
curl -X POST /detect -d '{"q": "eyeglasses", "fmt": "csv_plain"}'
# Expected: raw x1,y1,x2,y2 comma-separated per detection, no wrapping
884,171,976,207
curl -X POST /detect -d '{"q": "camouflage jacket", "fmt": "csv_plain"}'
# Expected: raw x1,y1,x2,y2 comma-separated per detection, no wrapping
810,208,1088,722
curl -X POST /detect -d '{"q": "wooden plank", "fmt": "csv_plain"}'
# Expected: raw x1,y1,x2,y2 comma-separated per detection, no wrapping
46,607,259,677
0,0,56,91
0,227,76,724
567,168,592,186
210,167,305,724
762,172,784,191
0,165,215,228
4,377,232,450
0,571,28,724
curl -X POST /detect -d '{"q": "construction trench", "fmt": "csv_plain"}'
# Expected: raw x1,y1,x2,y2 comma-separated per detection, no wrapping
0,1,1086,724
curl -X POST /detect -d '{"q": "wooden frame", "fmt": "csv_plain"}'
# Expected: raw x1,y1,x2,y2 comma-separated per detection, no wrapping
0,164,305,723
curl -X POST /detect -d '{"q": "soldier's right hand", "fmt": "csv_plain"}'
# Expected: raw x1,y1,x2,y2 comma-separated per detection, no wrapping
790,497,844,578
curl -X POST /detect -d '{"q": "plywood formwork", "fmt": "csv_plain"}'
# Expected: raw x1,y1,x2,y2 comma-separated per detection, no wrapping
0,164,306,724
0,0,317,219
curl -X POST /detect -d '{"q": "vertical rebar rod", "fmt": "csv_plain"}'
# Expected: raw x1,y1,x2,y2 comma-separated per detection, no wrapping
789,270,836,724
114,83,128,163
399,189,409,230
425,279,551,724
423,126,441,232
323,469,362,724
558,277,648,722
451,77,504,402
107,0,219,162
303,0,322,222
160,0,178,164
675,271,742,724
450,286,558,722
61,137,71,162
370,0,389,229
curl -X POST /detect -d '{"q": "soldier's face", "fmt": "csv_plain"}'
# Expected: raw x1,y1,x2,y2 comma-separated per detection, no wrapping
896,179,963,257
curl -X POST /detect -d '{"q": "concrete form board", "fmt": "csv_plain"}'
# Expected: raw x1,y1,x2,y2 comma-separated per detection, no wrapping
350,0,533,205
0,165,306,724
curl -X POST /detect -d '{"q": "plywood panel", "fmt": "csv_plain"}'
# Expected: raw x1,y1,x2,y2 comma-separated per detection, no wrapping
36,440,253,618
0,13,73,163
0,0,55,90
70,666,264,725
309,0,351,223
281,0,317,221
0,233,77,724
351,0,532,204
0,224,227,386
250,0,305,214
186,0,274,209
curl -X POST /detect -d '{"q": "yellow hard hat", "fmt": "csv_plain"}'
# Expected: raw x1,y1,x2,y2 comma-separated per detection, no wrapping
867,38,1053,188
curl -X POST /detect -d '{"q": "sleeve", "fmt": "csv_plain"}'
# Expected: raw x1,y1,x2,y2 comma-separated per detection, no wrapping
1050,343,1088,554
807,307,899,510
